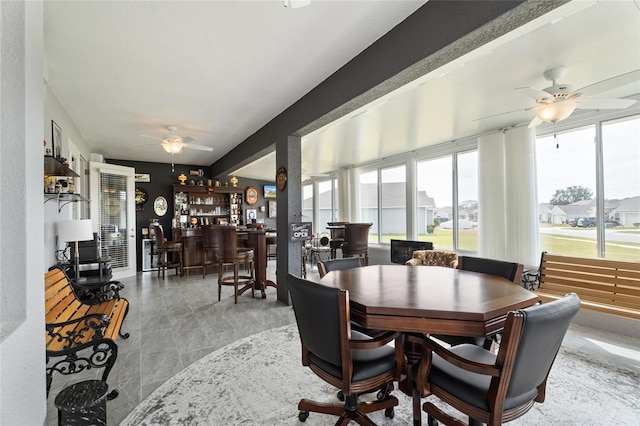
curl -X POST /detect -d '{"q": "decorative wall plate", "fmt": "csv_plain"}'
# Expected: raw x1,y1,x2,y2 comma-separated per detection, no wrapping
153,196,168,217
246,186,259,205
276,166,287,192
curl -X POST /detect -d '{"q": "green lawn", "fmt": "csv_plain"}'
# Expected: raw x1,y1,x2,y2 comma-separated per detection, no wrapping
374,227,639,262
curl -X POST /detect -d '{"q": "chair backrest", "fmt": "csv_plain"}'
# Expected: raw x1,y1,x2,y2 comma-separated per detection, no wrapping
317,257,364,278
327,222,348,240
218,226,240,260
498,293,580,407
344,223,372,252
457,255,524,283
202,224,222,250
151,225,165,248
287,274,346,368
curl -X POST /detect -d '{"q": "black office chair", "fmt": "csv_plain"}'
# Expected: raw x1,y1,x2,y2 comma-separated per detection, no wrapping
287,274,402,424
413,293,580,426
432,256,525,350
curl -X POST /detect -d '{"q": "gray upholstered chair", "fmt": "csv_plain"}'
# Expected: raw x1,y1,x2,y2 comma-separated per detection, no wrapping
287,274,402,424
413,293,580,426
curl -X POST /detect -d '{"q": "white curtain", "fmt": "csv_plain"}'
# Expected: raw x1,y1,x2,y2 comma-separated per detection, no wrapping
337,169,350,221
504,126,539,267
477,132,507,259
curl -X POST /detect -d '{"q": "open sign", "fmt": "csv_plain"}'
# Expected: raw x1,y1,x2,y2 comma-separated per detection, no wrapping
290,222,312,241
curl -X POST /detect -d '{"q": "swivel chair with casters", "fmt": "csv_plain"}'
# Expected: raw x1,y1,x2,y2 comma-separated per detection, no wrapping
432,256,525,350
413,293,580,426
341,223,373,265
217,226,255,304
151,225,183,279
287,274,402,425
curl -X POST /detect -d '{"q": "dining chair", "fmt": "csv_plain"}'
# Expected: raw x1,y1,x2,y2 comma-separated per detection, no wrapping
151,224,183,279
217,226,255,304
432,256,525,350
317,257,363,279
341,223,373,265
327,221,349,259
412,293,580,426
286,273,402,424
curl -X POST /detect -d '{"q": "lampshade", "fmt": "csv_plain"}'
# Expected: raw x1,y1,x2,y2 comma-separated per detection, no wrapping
536,102,577,123
57,219,94,243
162,142,183,154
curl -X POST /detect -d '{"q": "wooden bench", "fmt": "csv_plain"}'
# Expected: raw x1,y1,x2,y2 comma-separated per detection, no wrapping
45,268,130,400
535,252,640,320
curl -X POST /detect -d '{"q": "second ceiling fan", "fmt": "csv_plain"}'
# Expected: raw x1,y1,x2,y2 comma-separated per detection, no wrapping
140,125,213,154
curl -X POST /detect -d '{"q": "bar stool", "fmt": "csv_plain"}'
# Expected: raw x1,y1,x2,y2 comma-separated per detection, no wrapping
151,225,183,279
217,226,255,304
202,224,221,278
327,221,348,259
341,223,373,265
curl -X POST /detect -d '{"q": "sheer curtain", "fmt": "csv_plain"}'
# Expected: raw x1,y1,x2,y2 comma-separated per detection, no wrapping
477,132,507,259
504,126,539,267
477,126,539,267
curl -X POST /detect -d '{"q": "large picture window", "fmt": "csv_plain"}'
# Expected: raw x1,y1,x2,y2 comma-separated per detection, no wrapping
417,156,453,249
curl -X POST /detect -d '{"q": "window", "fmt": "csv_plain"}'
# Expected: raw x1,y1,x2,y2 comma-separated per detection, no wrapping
379,165,406,242
317,179,333,236
302,183,313,227
456,151,478,252
417,156,453,249
359,170,378,243
602,115,640,261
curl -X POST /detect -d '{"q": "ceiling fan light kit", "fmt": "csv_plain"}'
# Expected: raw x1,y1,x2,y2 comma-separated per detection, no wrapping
535,101,577,123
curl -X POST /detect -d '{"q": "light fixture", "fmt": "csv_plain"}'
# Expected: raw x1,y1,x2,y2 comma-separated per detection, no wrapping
284,0,311,8
57,219,94,281
535,101,577,123
162,141,183,154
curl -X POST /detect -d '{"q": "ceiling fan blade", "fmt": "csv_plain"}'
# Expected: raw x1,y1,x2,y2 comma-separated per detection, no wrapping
527,116,543,128
515,87,553,101
181,136,197,144
182,143,213,152
574,69,640,97
472,108,526,122
575,97,637,110
140,134,163,141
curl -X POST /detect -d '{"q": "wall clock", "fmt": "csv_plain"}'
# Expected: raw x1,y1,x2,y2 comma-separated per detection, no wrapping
153,196,168,217
246,186,259,205
276,166,287,192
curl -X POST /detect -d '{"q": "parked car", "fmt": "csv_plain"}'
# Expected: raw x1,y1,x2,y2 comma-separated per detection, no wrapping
604,219,621,227
577,217,597,227
568,218,577,227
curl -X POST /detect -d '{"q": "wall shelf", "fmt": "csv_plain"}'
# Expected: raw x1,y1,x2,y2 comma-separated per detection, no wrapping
44,156,79,177
44,192,90,213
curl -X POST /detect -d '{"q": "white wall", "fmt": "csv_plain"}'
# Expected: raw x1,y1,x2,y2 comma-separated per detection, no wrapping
0,1,47,424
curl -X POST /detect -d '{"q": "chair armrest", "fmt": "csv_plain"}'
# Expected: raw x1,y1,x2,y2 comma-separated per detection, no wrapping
46,313,110,330
349,330,399,350
420,337,500,377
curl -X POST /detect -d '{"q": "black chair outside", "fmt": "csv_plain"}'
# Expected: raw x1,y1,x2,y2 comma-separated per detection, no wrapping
202,225,221,278
341,223,373,265
217,226,255,304
287,274,402,425
327,221,348,259
432,256,525,350
151,225,183,279
413,293,580,426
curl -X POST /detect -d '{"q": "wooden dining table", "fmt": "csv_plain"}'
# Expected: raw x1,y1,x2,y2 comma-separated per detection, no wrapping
315,264,538,337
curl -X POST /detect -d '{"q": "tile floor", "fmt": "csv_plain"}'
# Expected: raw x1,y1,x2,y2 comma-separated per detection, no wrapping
45,260,640,425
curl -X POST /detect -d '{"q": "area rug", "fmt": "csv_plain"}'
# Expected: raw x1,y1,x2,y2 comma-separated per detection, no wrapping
121,324,639,425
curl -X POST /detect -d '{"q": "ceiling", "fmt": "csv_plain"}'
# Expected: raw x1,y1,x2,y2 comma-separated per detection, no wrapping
44,0,425,166
44,1,640,182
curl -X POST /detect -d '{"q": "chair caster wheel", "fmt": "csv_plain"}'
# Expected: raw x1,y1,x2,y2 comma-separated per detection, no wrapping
337,390,344,401
106,389,119,400
298,410,309,422
427,414,439,426
385,407,394,419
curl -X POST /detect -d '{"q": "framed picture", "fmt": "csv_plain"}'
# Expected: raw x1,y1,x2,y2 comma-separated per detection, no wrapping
51,120,62,159
246,209,257,223
264,185,277,199
134,173,151,182
268,200,277,218
246,186,259,205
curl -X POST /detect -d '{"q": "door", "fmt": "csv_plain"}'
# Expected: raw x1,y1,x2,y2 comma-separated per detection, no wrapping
89,161,137,279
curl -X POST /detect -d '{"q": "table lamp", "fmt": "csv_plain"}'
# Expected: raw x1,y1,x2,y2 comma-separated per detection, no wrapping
57,219,94,279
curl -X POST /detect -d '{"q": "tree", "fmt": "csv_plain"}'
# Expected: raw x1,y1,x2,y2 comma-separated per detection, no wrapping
550,185,593,205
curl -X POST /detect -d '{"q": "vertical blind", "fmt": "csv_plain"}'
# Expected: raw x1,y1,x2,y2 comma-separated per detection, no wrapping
99,171,129,268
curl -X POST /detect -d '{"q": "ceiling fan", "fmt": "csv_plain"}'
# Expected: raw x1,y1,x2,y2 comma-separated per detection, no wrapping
140,126,213,154
301,168,329,181
477,68,639,128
